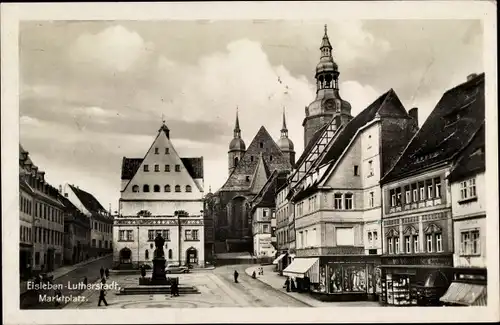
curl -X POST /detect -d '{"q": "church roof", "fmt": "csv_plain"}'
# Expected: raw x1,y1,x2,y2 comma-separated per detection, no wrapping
219,126,292,192
249,153,272,194
121,157,203,180
382,73,485,184
447,122,485,183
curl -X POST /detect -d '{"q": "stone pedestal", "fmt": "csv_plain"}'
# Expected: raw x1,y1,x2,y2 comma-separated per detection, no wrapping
150,257,167,285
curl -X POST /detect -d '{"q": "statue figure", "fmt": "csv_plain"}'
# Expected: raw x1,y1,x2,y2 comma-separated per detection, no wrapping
154,233,165,258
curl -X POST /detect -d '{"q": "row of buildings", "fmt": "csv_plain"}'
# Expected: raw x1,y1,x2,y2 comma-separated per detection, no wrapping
19,146,113,279
205,26,487,306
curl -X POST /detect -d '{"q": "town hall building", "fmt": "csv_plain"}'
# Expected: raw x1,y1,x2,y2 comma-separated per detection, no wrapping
114,122,205,269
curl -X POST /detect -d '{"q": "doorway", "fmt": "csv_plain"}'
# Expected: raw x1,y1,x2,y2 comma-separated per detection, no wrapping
186,247,198,266
120,247,132,264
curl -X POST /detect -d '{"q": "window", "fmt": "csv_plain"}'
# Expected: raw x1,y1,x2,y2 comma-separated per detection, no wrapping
435,233,443,252
148,230,155,241
192,230,199,240
460,230,480,255
245,176,250,182
155,164,160,172
426,234,433,252
119,230,126,241
175,165,181,172
126,230,133,241
168,249,173,259
434,178,442,198
419,181,425,200
234,157,239,167
250,156,254,162
395,237,400,253
145,250,149,260
154,147,159,154
373,231,378,242
405,236,411,253
175,185,181,192
396,188,402,206
390,189,396,207
368,232,373,246
92,239,96,247
405,185,411,204
412,183,418,202
413,235,419,253
165,148,169,154
163,230,170,240
259,142,264,148
426,179,433,199
143,185,150,192
154,185,160,192
94,222,98,230
369,192,374,208
336,227,354,246
35,252,40,265
185,230,192,240
461,178,477,200
165,185,171,192
263,224,270,233
388,237,394,254
344,193,353,210
165,165,170,172
354,165,359,176
270,155,273,161
368,160,374,177
144,164,149,172
186,185,192,192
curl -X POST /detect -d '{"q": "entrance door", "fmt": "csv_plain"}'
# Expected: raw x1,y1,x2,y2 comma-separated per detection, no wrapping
120,248,132,264
186,247,198,266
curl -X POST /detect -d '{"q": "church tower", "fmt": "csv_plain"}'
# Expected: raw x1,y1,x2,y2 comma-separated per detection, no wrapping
303,25,352,148
277,108,295,167
228,108,246,175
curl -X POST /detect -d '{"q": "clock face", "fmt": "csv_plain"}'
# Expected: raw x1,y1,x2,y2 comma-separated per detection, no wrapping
325,99,334,111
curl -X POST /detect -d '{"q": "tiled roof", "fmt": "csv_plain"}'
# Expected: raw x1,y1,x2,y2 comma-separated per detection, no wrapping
69,184,107,216
382,73,485,183
447,122,485,183
58,194,90,224
121,157,204,180
251,171,279,211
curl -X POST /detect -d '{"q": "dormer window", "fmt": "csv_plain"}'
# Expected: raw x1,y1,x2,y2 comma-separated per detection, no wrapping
154,148,159,154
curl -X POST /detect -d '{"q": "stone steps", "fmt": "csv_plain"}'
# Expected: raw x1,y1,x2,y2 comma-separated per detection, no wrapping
117,285,200,295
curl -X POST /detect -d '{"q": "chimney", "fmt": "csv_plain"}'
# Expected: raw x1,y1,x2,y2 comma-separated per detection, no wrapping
59,185,62,193
409,107,419,126
467,73,478,81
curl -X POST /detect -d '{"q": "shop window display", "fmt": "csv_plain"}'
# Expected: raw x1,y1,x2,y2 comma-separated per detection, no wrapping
384,273,417,306
327,264,368,294
328,265,343,292
319,266,327,293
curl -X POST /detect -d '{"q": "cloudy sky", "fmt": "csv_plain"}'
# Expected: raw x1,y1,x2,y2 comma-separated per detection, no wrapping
19,19,483,211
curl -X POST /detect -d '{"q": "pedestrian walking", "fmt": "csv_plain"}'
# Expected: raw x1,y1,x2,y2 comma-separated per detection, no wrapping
170,281,175,298
98,279,108,306
174,280,180,297
105,268,110,279
100,266,104,279
234,270,239,283
252,270,256,279
83,276,88,286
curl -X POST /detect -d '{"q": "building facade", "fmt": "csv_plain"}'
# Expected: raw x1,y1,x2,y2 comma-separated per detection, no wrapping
440,123,487,306
284,88,418,301
379,73,485,306
114,122,205,268
62,184,113,257
209,110,294,254
20,145,65,274
203,187,216,263
59,194,91,264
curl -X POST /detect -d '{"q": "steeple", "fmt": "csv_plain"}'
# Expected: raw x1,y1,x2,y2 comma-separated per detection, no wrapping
320,24,332,57
159,120,170,139
277,107,295,166
280,107,288,137
233,107,241,138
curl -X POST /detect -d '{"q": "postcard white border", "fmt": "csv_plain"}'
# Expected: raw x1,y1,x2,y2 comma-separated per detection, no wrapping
1,1,498,324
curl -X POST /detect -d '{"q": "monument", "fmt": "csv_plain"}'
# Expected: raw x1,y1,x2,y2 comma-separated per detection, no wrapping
150,233,168,284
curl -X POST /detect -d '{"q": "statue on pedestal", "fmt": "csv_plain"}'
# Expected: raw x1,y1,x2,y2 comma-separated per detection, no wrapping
154,233,165,258
151,233,167,283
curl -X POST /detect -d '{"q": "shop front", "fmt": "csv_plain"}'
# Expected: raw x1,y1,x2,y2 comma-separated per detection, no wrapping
273,252,289,273
283,257,319,292
379,255,453,306
440,267,487,306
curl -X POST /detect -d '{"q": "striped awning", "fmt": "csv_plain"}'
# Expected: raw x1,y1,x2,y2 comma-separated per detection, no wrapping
283,257,319,282
272,253,286,265
440,282,487,306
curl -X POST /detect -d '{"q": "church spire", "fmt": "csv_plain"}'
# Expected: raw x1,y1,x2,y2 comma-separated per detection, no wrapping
233,107,241,138
320,24,333,57
281,107,288,138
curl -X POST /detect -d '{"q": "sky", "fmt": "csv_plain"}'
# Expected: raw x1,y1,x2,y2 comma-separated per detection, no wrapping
19,19,483,212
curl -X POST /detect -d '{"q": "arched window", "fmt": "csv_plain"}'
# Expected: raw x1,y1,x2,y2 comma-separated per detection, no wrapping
154,185,160,192
234,157,239,167
143,185,150,192
132,185,139,192
145,249,149,260
168,249,173,259
186,185,192,192
164,185,171,192
175,185,181,192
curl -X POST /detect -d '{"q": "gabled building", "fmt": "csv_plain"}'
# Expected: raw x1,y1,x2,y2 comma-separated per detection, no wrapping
211,111,294,253
440,123,487,306
62,184,113,258
378,73,485,306
250,170,289,258
20,145,65,275
115,122,205,268
283,88,418,300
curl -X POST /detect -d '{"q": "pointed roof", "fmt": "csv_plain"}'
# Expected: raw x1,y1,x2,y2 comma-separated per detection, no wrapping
234,108,241,131
382,73,485,183
320,24,332,49
447,122,485,183
281,107,287,131
121,157,203,180
249,153,271,194
69,184,108,216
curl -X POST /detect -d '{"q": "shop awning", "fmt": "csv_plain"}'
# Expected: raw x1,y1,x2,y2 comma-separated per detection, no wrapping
283,257,319,280
440,282,487,306
273,253,286,265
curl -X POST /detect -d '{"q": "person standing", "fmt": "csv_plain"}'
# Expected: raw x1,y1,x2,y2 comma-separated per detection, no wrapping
105,268,110,279
100,266,104,279
98,279,108,307
83,276,88,286
234,270,239,283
